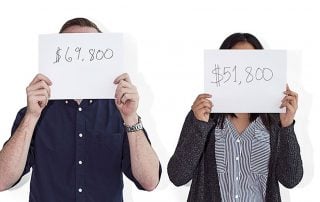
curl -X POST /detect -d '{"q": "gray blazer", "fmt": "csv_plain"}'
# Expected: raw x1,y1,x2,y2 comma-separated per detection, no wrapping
168,111,303,202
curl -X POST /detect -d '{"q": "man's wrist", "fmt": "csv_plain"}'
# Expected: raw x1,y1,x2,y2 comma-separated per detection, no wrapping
18,112,40,137
123,114,139,126
123,114,144,133
25,110,41,122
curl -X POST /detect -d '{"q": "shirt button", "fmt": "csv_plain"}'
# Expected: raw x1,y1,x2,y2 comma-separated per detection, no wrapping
79,133,83,138
78,161,83,165
236,177,239,180
65,100,68,104
235,195,239,199
236,139,240,143
78,107,82,112
78,188,83,193
89,100,93,104
236,157,239,161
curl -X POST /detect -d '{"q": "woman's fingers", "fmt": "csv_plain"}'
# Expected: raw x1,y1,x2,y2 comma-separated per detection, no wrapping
193,98,213,109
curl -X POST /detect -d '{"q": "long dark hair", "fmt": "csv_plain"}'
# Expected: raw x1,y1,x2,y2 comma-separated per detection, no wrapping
212,33,277,132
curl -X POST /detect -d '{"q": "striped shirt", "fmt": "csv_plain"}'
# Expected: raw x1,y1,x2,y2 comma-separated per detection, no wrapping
215,117,270,202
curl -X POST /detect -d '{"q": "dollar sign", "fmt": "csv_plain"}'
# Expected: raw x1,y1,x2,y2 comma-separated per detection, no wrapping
211,64,223,87
53,47,62,64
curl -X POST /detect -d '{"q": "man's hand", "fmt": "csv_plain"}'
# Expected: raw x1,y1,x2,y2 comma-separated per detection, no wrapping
114,73,139,125
26,74,52,119
280,84,298,127
191,94,213,122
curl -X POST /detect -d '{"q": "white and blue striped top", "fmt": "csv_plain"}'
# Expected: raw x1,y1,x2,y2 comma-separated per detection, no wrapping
215,117,270,202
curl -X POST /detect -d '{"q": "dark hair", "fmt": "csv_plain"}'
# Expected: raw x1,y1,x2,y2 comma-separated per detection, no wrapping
213,33,277,132
59,17,102,33
220,33,263,49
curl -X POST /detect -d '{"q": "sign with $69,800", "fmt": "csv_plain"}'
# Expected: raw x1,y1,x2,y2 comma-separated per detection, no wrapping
204,50,287,113
39,33,124,99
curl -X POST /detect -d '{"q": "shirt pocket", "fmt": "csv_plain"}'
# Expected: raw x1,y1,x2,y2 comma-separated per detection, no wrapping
86,130,124,172
95,132,123,154
87,124,124,158
250,129,270,175
215,129,226,173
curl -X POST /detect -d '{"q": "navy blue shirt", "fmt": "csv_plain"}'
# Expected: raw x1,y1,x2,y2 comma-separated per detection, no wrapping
10,99,159,202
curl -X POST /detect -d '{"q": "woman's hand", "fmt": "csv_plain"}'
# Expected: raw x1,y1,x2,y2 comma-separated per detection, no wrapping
280,84,298,127
191,94,213,122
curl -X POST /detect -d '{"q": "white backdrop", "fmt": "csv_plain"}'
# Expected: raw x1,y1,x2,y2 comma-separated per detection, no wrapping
0,0,318,201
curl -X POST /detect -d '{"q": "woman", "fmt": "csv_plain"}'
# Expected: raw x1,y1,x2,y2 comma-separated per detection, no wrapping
167,33,303,202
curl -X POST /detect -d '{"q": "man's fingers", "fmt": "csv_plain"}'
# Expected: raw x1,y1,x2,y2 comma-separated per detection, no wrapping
29,95,48,107
117,80,132,89
116,89,137,100
114,79,136,98
38,96,49,108
115,86,137,99
114,73,132,84
119,93,139,104
30,74,52,86
27,81,51,97
28,89,49,98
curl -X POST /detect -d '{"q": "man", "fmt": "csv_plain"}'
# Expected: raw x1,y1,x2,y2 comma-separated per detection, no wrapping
0,18,161,201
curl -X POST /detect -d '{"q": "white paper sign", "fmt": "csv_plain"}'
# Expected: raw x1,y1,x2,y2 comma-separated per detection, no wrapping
39,33,124,99
204,50,287,113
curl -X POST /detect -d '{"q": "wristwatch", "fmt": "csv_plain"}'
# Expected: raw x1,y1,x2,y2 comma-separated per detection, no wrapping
123,116,144,133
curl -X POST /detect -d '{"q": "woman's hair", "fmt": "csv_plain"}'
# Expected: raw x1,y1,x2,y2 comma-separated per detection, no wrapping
219,33,263,49
59,17,102,33
212,33,277,132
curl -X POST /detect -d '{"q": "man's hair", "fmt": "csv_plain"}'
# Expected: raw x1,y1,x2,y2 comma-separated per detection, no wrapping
59,17,102,33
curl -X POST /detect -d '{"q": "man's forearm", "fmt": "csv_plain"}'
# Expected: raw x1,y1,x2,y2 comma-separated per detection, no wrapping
127,130,160,191
0,113,38,191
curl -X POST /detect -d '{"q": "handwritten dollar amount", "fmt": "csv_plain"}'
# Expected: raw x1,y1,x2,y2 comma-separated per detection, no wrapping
53,46,114,64
210,64,274,87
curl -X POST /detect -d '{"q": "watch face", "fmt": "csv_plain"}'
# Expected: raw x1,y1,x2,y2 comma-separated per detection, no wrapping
137,123,143,130
126,122,143,132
